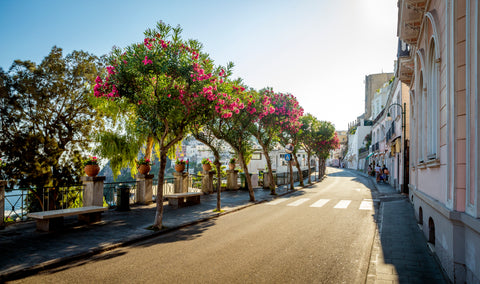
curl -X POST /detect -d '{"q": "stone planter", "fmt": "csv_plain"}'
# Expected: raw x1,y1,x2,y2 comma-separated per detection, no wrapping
84,164,100,177
202,164,212,172
138,164,151,175
175,164,185,173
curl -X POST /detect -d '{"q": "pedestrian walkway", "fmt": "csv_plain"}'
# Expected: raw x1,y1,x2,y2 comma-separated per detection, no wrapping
267,197,374,211
0,178,316,282
345,169,448,283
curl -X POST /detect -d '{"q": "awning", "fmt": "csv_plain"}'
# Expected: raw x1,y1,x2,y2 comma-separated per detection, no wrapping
366,153,374,159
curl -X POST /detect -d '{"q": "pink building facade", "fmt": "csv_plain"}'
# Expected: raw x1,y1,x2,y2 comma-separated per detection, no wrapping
398,0,480,282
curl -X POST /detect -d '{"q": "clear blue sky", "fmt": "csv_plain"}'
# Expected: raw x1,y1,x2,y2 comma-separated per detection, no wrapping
0,0,398,130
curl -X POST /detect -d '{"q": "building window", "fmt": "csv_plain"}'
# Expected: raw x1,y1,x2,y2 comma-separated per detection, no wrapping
426,41,438,159
418,73,425,163
428,217,435,245
418,207,423,225
251,153,261,160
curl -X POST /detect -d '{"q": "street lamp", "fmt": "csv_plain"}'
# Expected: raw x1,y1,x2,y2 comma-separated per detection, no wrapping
386,102,408,195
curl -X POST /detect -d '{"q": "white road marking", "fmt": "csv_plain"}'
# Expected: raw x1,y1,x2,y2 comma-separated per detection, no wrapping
267,198,288,205
287,198,310,207
359,200,374,210
333,200,351,209
310,199,330,208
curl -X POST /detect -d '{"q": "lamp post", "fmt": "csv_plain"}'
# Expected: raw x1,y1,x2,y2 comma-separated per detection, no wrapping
386,103,408,195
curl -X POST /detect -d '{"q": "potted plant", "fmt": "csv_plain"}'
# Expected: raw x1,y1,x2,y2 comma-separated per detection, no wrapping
137,158,153,175
229,157,236,170
201,158,212,172
84,156,100,177
175,159,187,173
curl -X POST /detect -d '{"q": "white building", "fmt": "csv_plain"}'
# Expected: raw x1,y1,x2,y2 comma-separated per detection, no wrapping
247,146,314,174
370,80,392,121
344,119,372,170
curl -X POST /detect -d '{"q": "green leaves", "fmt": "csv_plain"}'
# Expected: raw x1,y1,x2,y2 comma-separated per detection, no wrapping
0,46,104,187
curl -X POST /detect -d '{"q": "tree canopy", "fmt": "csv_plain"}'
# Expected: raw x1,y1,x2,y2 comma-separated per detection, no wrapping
0,46,104,189
94,22,246,228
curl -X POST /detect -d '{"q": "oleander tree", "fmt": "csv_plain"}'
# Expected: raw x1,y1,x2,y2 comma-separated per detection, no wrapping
298,113,320,184
276,94,304,189
208,85,274,202
313,121,339,178
248,89,302,194
189,63,242,211
93,22,243,229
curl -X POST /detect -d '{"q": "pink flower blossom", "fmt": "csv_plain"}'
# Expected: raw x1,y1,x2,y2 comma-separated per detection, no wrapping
143,56,153,65
106,66,115,75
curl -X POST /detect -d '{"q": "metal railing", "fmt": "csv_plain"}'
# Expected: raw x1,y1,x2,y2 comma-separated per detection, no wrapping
3,185,84,223
2,167,318,224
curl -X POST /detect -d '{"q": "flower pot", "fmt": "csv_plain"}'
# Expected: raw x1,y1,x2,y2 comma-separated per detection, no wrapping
84,164,100,177
229,164,235,170
202,164,212,172
138,164,151,175
175,164,185,173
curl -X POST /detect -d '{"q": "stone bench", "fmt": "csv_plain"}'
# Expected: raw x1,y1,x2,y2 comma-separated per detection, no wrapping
27,206,108,232
165,192,203,209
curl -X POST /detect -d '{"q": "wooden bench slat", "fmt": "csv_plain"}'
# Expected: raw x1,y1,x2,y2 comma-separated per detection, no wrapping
27,206,107,220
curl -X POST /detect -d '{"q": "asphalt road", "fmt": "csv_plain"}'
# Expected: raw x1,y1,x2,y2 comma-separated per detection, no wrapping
12,168,377,284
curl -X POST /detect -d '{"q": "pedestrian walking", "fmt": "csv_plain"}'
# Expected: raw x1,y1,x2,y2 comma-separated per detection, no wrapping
375,164,381,182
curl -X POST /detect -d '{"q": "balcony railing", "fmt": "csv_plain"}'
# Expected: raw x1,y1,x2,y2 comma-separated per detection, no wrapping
386,121,396,142
397,39,410,58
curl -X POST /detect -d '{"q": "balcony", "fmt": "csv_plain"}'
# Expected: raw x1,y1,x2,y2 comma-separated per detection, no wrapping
386,121,396,142
359,147,369,156
397,39,410,58
398,0,426,45
397,39,414,85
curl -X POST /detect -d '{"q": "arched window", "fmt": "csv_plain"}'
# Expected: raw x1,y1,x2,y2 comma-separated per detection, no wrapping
428,217,435,245
410,90,416,165
418,73,425,162
427,40,439,159
418,207,423,225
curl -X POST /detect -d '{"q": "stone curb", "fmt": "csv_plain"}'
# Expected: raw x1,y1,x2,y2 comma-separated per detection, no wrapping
0,180,318,282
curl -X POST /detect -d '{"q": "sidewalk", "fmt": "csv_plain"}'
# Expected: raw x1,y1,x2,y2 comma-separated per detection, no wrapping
348,169,448,283
0,180,310,282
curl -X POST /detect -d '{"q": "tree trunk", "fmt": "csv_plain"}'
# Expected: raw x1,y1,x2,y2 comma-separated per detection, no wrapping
307,152,312,184
239,151,255,202
260,144,276,195
293,153,304,187
317,157,320,181
289,160,294,190
153,148,167,229
145,136,154,160
214,158,221,211
320,159,325,178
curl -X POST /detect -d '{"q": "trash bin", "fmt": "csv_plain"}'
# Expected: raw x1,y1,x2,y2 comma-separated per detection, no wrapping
239,173,253,190
116,185,131,211
240,173,246,190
